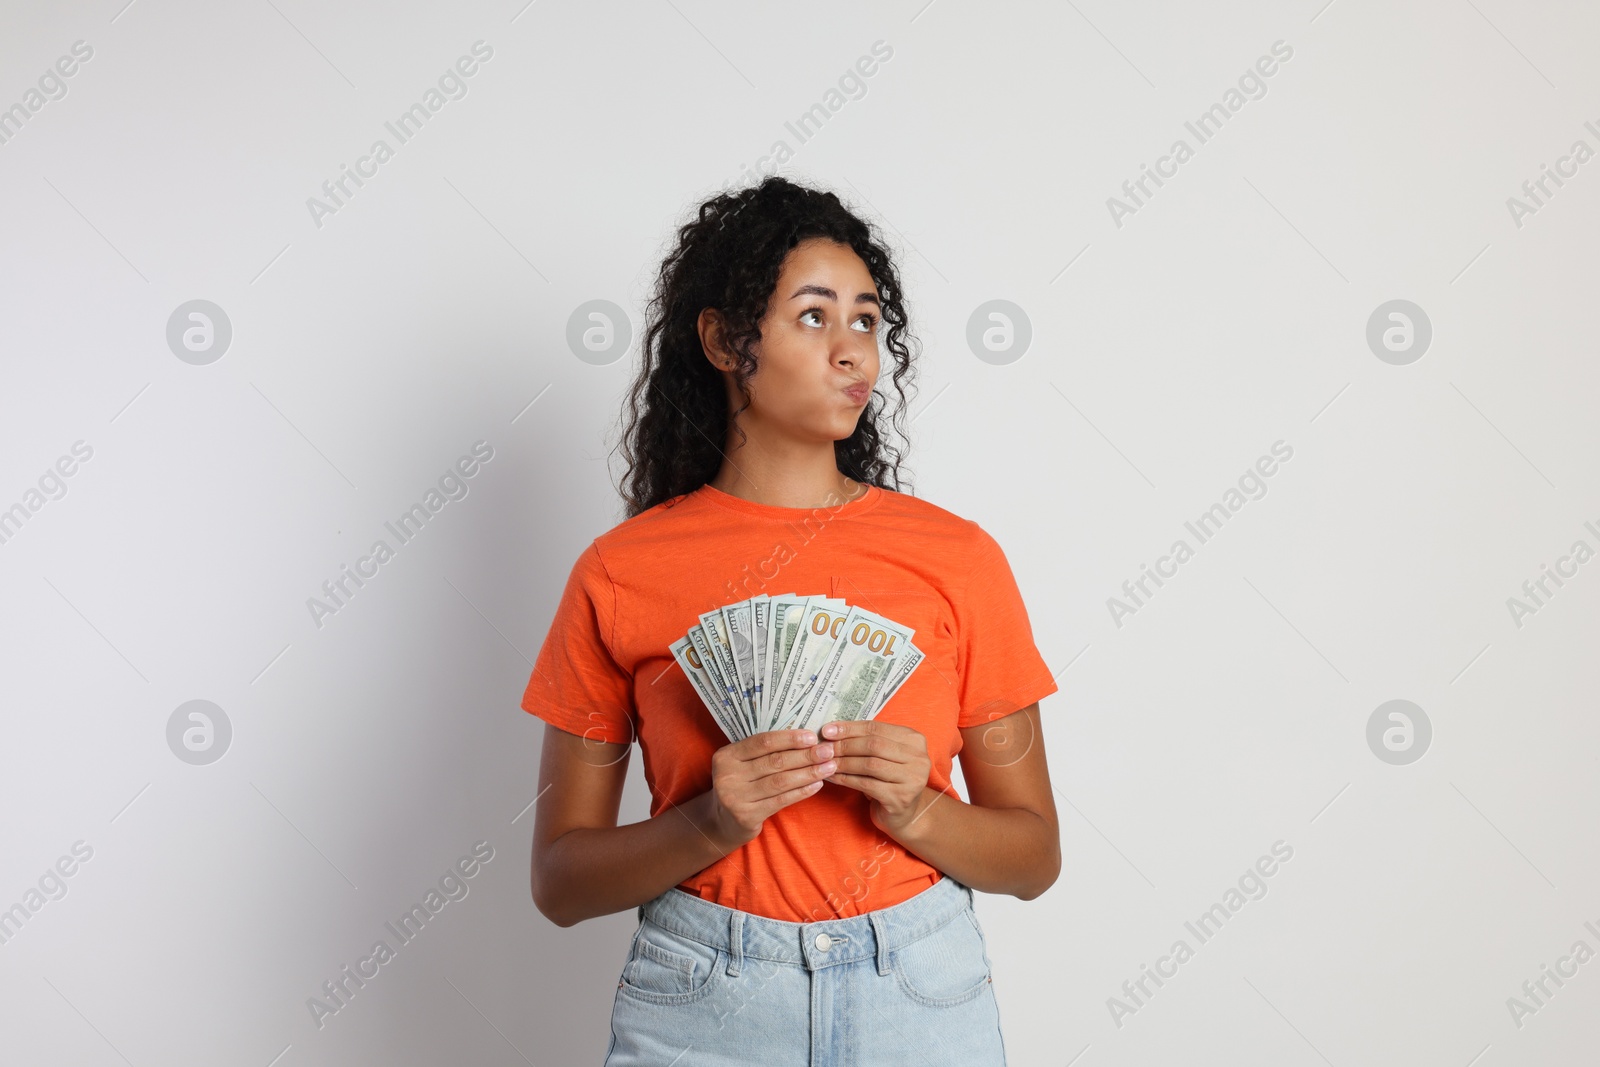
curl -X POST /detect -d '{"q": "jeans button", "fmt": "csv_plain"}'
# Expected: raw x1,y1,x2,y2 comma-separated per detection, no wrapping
814,933,832,950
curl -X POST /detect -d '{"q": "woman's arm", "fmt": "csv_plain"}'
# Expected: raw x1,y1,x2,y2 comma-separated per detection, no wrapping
530,723,838,927
821,703,1061,900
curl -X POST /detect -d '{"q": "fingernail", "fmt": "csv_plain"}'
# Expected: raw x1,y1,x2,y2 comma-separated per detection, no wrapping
816,743,833,759
800,731,816,745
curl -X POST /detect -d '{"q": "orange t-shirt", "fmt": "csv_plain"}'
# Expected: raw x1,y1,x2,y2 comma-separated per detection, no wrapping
520,480,1058,922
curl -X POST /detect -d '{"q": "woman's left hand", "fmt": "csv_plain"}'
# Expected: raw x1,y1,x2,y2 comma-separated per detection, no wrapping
818,720,934,838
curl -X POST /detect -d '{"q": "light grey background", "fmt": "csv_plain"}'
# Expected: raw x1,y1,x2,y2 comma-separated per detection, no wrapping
2,0,1597,1064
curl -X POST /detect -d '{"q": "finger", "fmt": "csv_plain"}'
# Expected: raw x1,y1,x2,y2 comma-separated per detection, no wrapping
829,730,909,764
830,754,904,781
749,757,837,799
820,720,917,752
819,720,877,741
750,776,828,818
758,778,827,815
734,729,818,763
745,740,835,781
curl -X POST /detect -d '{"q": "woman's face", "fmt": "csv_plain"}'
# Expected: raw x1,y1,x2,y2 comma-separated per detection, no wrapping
708,237,882,443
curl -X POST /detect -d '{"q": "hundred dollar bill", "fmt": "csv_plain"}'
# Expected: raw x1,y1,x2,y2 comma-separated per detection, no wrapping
671,634,740,740
749,594,771,727
761,594,809,731
770,598,853,730
864,638,923,720
698,607,752,736
713,605,748,720
726,601,761,726
689,620,747,738
794,606,916,732
724,599,760,725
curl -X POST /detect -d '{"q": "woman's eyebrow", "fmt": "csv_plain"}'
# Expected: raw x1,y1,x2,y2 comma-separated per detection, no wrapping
787,283,880,307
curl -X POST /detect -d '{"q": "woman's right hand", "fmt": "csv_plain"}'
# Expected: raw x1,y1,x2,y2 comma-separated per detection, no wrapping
702,729,836,849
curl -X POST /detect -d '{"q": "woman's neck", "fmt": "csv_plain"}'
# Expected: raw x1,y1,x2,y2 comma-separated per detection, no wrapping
707,439,863,510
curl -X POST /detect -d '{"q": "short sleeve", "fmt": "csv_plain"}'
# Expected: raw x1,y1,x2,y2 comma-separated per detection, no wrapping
519,541,636,745
952,525,1058,728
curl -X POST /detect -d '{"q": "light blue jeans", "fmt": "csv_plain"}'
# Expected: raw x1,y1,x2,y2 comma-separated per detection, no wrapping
603,874,1007,1066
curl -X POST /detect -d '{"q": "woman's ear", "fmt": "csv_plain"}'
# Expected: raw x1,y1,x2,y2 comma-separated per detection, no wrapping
696,308,734,371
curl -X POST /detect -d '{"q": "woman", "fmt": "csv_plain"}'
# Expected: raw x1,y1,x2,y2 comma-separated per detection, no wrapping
523,175,1061,1065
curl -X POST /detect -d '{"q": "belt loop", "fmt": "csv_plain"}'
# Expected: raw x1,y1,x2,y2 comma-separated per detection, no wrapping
869,910,891,976
726,910,744,976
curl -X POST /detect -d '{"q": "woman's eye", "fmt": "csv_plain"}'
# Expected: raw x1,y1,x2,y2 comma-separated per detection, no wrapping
801,308,877,330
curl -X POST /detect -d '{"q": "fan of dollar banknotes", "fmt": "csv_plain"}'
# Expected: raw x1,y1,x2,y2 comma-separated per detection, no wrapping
671,593,925,743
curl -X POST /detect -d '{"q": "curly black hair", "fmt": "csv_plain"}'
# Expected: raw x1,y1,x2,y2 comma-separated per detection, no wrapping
616,175,919,518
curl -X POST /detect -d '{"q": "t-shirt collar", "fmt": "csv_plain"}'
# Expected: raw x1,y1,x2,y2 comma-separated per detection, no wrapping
692,480,883,520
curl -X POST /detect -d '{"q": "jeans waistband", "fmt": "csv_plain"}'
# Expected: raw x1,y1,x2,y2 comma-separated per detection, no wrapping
638,874,973,976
